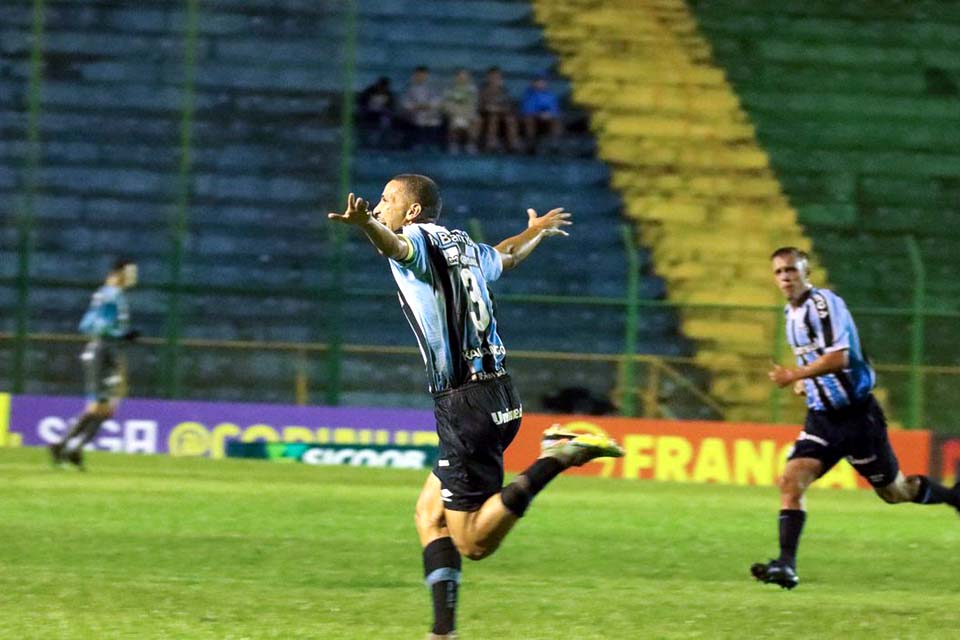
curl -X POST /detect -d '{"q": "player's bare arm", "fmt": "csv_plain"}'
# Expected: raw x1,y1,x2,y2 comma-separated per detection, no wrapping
327,192,409,261
495,207,571,271
769,349,849,387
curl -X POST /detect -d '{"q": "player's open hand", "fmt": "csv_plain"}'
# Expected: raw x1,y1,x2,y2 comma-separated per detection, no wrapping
527,207,571,237
768,364,796,388
328,192,371,226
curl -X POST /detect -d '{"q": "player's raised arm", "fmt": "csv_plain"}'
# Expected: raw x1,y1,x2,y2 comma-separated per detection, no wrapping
495,207,571,271
327,192,410,261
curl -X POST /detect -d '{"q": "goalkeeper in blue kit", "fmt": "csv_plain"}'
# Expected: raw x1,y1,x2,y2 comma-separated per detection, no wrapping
50,259,139,470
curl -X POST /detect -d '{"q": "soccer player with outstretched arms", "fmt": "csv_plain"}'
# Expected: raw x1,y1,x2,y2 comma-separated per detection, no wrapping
328,174,623,638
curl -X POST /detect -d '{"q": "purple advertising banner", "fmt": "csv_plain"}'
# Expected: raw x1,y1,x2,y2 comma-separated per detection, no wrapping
2,394,437,458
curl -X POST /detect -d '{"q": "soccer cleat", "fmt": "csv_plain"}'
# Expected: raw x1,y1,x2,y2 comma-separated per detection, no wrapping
750,559,799,590
540,424,583,450
48,443,64,466
540,425,624,467
65,448,86,472
425,633,458,640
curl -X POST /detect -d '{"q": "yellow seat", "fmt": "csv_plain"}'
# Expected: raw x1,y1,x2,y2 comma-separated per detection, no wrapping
532,0,830,423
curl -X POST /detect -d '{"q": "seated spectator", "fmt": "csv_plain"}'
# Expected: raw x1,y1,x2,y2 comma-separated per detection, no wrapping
357,76,395,146
478,66,521,153
520,73,563,154
400,65,443,151
443,68,480,154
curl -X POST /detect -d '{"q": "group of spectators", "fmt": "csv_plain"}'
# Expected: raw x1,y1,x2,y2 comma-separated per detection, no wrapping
357,66,563,155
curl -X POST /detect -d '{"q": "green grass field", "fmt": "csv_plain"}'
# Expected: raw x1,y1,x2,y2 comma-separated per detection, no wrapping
1,447,957,639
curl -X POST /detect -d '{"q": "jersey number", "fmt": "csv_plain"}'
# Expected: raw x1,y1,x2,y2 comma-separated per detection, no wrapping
460,269,490,332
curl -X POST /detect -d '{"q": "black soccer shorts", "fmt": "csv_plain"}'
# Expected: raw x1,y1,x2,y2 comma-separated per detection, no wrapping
81,340,125,404
431,374,522,512
788,394,900,488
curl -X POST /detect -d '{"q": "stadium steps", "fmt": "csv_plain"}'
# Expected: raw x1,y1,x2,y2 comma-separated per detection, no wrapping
351,151,679,356
689,0,960,428
532,0,822,423
2,0,348,400
346,1,714,416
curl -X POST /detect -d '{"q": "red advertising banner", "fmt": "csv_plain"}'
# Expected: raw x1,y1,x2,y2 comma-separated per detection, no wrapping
505,415,931,490
940,437,960,486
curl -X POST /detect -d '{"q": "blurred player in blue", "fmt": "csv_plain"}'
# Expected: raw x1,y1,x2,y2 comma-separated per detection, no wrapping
49,259,139,470
328,175,623,639
752,247,960,589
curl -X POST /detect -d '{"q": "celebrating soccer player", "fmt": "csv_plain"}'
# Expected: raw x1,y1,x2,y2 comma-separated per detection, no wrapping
751,247,960,589
328,175,623,638
49,259,139,470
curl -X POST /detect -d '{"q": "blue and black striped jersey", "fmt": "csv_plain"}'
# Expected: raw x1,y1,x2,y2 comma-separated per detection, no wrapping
784,287,876,411
389,223,506,394
78,285,130,340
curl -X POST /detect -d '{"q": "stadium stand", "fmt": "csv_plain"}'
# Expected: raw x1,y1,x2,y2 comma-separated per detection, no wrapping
2,0,694,414
2,0,349,400
689,0,960,428
532,0,815,423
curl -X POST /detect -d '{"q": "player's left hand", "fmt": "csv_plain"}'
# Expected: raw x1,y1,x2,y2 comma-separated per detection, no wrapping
768,364,796,388
527,207,571,237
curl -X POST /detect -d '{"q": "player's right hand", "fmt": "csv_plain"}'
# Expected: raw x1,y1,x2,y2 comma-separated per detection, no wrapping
327,192,371,226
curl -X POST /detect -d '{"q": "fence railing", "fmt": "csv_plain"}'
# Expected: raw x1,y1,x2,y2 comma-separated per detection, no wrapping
4,307,960,432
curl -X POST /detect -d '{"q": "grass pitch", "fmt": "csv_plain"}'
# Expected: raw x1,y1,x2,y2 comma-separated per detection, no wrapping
1,447,957,640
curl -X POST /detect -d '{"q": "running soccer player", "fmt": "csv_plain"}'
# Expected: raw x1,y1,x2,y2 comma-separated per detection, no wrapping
49,259,139,470
751,247,959,589
328,175,623,639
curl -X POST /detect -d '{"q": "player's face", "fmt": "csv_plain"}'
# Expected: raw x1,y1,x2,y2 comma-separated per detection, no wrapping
373,180,414,231
120,263,138,289
772,254,810,304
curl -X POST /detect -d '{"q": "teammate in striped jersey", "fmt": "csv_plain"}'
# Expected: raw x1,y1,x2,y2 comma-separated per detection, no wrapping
329,174,623,639
751,247,959,589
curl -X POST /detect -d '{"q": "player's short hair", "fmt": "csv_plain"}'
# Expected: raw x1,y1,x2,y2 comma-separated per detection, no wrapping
112,257,134,273
393,174,442,222
770,246,809,262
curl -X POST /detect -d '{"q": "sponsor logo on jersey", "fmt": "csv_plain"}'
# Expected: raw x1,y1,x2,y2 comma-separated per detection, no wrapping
462,345,507,360
812,293,829,319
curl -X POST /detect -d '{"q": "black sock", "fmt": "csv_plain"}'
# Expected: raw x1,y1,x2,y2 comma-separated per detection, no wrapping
62,415,98,451
910,475,958,507
423,537,460,635
778,509,806,569
64,414,95,441
500,457,565,517
77,416,105,448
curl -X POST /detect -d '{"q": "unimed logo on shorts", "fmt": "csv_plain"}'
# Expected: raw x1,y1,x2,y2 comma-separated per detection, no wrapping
491,406,522,425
